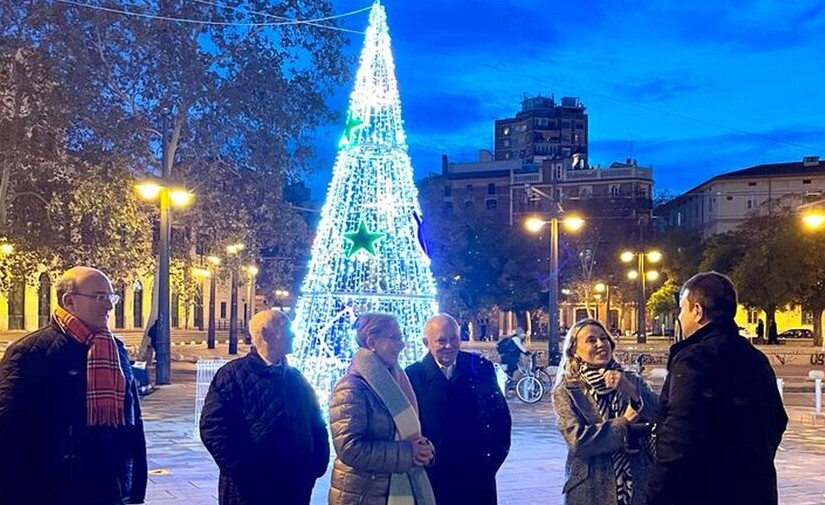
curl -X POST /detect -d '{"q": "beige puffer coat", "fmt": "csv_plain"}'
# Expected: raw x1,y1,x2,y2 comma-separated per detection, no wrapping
328,373,415,505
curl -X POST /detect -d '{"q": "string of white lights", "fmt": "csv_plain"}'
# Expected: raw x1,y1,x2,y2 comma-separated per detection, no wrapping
54,0,371,27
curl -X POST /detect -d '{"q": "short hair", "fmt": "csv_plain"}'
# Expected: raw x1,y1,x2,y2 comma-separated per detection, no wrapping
681,271,738,322
555,318,616,388
424,313,459,338
249,310,289,343
55,266,107,308
354,313,399,348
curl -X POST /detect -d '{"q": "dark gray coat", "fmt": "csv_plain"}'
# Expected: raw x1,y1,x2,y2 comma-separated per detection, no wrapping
553,371,659,505
328,373,415,505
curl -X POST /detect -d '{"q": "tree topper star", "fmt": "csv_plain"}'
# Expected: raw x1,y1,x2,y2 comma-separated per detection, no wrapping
343,219,385,257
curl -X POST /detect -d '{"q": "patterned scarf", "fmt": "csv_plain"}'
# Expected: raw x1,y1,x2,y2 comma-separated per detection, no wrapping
54,306,126,427
579,360,633,505
350,348,436,505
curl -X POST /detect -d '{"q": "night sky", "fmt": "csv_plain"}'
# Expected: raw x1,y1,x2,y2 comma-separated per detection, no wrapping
307,0,825,199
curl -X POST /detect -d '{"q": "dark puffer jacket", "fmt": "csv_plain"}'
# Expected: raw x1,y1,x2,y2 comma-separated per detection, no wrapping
0,322,147,505
328,373,415,505
200,349,329,505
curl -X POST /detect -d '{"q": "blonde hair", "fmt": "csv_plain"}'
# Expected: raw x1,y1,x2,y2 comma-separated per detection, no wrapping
553,318,616,388
354,313,399,348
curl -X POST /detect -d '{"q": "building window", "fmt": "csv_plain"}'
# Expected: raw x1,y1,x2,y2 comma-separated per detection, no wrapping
579,186,592,199
504,153,511,159
748,182,757,186
220,302,227,319
464,200,473,209
487,183,496,195
443,185,451,197
747,308,759,325
485,199,497,211
609,184,620,197
443,201,453,215
503,126,510,135
803,179,812,184
465,184,473,194
747,196,755,209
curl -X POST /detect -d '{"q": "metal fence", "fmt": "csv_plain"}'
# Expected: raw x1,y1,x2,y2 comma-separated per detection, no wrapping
194,359,230,440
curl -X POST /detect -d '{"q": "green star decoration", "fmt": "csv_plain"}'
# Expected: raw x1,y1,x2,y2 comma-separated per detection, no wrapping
338,111,365,148
343,220,385,257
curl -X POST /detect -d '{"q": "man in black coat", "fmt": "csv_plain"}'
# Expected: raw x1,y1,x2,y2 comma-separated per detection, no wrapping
0,266,147,505
200,310,329,505
406,313,511,505
647,272,787,505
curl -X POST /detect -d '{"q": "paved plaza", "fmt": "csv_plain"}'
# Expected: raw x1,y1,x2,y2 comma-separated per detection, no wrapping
139,361,825,505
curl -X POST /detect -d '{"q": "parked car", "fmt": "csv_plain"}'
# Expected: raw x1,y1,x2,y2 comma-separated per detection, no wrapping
778,328,814,339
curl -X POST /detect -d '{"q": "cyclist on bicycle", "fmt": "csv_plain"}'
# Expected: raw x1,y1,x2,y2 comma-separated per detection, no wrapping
496,327,530,379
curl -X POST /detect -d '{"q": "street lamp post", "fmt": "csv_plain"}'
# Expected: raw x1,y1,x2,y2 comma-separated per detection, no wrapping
621,250,662,344
206,255,221,349
244,265,258,344
226,243,245,355
135,181,192,385
526,212,585,365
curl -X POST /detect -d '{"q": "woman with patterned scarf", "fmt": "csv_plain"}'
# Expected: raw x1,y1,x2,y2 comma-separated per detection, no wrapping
552,318,659,505
328,313,437,505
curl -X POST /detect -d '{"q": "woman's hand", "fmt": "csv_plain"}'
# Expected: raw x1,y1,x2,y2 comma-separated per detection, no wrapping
604,370,641,402
622,404,640,423
411,436,435,467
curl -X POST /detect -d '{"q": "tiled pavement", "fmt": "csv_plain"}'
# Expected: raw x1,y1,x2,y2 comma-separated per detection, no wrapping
140,364,825,505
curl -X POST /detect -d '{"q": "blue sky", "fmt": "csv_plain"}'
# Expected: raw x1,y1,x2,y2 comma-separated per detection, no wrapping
306,0,825,199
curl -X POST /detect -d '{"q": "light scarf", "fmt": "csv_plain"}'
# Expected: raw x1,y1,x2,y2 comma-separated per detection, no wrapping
350,348,436,505
579,360,633,505
54,306,126,426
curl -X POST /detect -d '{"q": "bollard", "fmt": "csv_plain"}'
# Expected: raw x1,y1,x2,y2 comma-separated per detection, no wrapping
817,378,822,415
776,378,784,401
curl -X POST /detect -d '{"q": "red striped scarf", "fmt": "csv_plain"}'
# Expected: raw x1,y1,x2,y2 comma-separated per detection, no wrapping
54,306,126,426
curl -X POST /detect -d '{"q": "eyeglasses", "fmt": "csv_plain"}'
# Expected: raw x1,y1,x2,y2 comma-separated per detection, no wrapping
70,292,121,305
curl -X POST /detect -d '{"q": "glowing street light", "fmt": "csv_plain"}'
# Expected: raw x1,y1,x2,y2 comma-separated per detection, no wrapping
226,243,245,354
0,242,13,255
135,180,193,385
802,212,825,230
620,250,663,343
525,212,586,365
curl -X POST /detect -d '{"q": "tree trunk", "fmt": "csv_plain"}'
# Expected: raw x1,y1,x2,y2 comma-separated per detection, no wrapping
814,306,824,348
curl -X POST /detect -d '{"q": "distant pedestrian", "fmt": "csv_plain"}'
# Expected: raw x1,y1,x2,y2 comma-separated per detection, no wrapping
460,319,470,341
406,314,511,505
756,319,765,344
767,319,779,345
553,318,659,505
0,266,147,504
647,272,787,505
328,313,436,505
200,310,329,505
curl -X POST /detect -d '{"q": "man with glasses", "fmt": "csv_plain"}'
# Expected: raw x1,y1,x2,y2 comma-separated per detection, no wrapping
406,313,512,505
0,266,147,504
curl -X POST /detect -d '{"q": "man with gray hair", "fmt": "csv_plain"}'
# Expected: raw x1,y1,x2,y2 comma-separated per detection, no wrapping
0,266,147,504
200,309,329,505
406,313,511,505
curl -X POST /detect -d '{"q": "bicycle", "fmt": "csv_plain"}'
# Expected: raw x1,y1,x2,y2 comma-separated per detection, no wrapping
506,353,545,404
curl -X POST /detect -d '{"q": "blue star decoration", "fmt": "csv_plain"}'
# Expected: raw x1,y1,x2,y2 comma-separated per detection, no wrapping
343,220,385,258
338,111,365,149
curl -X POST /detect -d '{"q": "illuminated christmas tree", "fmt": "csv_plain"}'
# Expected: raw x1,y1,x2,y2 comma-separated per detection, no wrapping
291,0,439,404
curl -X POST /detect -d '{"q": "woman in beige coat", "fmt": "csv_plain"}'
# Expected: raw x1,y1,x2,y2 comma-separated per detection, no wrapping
552,318,659,505
328,313,436,505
